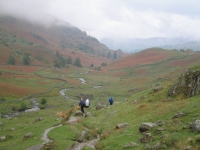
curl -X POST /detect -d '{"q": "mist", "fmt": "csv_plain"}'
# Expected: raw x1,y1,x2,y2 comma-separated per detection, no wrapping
1,0,200,52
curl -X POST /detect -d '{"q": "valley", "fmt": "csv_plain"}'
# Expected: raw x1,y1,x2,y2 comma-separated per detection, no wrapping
1,15,200,150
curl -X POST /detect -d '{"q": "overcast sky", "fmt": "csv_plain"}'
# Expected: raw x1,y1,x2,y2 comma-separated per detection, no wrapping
0,0,200,41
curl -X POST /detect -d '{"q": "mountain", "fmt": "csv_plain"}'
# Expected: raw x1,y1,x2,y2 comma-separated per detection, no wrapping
101,37,200,53
0,15,127,67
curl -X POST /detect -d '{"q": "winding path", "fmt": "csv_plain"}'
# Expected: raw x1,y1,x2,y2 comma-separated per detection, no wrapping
26,117,78,150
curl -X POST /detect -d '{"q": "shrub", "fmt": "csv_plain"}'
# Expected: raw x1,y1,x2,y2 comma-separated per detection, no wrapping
23,55,30,65
19,103,27,111
8,55,15,65
0,96,5,101
101,62,107,67
41,98,47,105
95,66,101,71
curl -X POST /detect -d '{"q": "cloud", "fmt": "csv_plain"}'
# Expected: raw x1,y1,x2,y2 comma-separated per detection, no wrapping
0,0,200,40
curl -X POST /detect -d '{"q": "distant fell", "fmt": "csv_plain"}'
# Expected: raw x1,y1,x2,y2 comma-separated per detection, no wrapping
0,15,127,66
107,48,198,70
101,37,200,53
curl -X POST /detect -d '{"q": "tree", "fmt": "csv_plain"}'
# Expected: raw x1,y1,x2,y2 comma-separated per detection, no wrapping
74,57,82,68
60,55,67,67
67,56,72,64
23,55,30,65
8,55,15,65
113,52,117,59
107,52,112,58
41,98,47,105
53,59,60,68
56,51,60,57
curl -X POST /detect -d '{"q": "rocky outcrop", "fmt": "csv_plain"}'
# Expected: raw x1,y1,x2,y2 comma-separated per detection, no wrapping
190,120,200,132
168,69,200,97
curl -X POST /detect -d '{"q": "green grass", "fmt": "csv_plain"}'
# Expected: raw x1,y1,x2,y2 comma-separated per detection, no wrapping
1,59,200,149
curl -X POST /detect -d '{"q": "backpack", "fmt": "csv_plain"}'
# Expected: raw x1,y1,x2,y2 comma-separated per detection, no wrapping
80,100,85,107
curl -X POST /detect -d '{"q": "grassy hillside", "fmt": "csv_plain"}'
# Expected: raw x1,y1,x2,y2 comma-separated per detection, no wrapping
1,47,200,149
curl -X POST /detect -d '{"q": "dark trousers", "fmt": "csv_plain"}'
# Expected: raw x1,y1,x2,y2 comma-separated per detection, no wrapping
81,106,84,113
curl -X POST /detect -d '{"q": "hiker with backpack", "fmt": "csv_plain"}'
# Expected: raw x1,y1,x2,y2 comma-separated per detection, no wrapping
79,97,85,114
85,98,90,108
109,97,114,105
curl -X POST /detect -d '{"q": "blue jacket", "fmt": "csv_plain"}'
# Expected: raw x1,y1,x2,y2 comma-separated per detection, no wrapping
109,97,113,103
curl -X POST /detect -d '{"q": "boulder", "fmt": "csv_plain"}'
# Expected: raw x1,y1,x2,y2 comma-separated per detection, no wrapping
10,128,15,131
123,142,138,148
190,120,200,132
153,86,163,92
185,146,192,150
0,136,6,141
96,104,106,110
139,122,156,132
23,133,32,140
116,123,128,129
140,132,153,143
151,142,160,150
151,143,167,150
76,131,88,142
131,100,138,104
156,120,165,126
35,117,42,122
85,112,92,117
74,111,83,116
173,112,185,119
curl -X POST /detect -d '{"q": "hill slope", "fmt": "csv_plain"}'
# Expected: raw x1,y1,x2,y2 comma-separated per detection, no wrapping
0,15,127,67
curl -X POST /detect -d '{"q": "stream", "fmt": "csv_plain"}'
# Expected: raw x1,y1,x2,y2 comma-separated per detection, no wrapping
4,75,100,149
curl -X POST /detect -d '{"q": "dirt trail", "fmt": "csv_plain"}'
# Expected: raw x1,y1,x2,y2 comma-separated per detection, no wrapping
26,116,100,150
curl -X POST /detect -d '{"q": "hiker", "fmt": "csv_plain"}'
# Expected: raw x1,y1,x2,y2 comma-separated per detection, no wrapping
79,97,85,114
85,98,90,108
109,97,114,105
